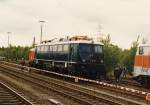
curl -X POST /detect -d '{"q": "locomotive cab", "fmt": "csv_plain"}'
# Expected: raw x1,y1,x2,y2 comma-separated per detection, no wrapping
76,43,105,79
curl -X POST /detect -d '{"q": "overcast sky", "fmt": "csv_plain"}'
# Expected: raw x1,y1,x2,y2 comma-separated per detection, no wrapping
0,0,150,48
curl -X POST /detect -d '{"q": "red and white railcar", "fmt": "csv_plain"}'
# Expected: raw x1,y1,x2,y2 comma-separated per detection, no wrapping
28,48,35,66
133,44,150,86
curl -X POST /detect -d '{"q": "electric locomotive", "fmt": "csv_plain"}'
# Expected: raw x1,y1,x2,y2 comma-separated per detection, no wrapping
133,44,150,87
29,36,106,79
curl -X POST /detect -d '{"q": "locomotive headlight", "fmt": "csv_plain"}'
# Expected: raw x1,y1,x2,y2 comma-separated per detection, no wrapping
100,60,103,63
82,59,86,62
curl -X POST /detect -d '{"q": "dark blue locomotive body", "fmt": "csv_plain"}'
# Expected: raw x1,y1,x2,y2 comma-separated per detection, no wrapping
32,40,106,79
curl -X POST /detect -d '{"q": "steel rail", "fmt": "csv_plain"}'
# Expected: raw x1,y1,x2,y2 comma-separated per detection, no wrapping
0,81,33,105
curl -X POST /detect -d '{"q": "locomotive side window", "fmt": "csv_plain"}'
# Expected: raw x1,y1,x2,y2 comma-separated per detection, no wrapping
139,47,143,55
62,44,69,61
63,44,69,52
94,45,103,53
41,46,45,52
49,46,53,52
44,45,49,52
53,45,57,52
57,44,63,52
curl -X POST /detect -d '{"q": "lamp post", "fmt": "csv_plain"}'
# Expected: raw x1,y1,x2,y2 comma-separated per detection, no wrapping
7,32,11,47
7,32,11,59
39,20,45,43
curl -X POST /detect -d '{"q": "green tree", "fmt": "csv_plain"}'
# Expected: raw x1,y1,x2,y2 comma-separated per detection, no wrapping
101,34,123,74
122,36,140,74
0,46,31,60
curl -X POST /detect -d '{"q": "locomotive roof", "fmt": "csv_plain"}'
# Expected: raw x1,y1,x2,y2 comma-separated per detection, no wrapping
36,40,104,46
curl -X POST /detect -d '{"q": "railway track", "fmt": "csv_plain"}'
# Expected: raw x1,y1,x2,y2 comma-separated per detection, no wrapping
0,81,33,105
0,62,148,105
106,78,143,88
7,61,143,88
0,64,122,105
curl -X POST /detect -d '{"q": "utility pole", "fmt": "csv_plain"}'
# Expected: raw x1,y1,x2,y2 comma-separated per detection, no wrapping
39,20,45,43
7,32,11,59
7,32,11,47
32,36,35,47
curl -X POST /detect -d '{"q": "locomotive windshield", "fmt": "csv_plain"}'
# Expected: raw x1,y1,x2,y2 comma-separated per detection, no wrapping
79,44,103,54
79,44,92,54
78,44,103,63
